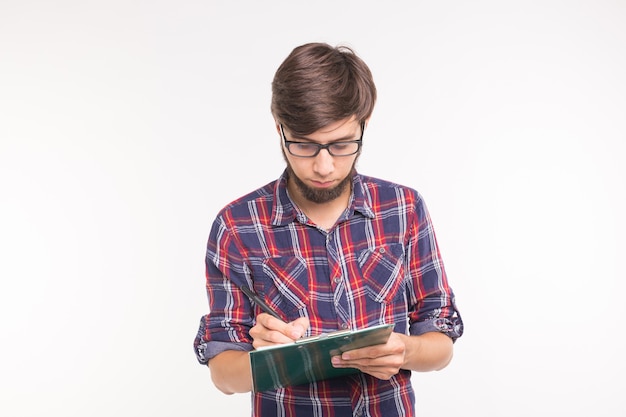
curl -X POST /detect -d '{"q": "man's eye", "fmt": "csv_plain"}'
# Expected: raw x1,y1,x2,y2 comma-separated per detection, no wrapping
293,143,317,150
330,143,350,151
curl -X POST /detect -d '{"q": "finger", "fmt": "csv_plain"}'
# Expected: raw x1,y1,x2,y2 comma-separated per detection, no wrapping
331,356,400,380
289,317,310,339
250,314,291,347
255,312,285,329
253,329,297,347
341,336,404,361
256,313,304,341
250,323,296,348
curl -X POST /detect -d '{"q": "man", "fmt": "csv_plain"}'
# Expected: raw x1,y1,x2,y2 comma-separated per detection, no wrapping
194,42,463,416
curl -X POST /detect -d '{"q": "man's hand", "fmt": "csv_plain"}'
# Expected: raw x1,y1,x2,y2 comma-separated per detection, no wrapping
207,314,309,394
249,313,310,349
330,332,407,380
331,331,454,379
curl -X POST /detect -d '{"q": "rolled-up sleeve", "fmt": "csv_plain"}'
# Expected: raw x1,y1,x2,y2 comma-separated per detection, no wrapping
407,194,464,342
193,215,255,364
194,323,253,365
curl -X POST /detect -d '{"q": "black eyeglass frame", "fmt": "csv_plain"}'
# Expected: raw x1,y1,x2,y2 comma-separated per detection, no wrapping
280,122,365,158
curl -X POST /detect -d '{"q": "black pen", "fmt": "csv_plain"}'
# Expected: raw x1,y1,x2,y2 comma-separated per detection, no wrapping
240,285,283,321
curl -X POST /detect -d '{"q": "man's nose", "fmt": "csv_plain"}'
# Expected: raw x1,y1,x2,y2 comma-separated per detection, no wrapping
312,148,334,176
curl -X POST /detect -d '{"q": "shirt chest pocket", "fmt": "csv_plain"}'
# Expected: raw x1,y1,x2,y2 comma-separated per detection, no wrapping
357,243,406,304
252,256,309,319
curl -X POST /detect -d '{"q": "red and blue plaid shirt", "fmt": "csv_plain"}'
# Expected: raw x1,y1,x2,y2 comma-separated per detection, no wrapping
195,171,463,417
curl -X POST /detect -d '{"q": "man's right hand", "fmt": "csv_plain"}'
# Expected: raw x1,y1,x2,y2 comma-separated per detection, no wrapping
249,313,310,349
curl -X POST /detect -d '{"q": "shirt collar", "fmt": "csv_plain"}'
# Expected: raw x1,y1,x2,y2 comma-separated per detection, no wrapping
270,170,375,227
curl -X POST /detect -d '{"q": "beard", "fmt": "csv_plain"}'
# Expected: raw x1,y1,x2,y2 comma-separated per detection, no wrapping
283,153,358,204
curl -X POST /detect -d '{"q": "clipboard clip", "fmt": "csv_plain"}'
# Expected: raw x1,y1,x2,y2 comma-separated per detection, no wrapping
294,329,352,344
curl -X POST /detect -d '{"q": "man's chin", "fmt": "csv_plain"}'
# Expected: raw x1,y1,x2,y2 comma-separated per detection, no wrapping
298,179,349,204
286,164,355,204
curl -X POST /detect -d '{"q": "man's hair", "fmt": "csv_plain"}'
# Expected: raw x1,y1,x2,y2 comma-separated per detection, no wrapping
271,42,377,136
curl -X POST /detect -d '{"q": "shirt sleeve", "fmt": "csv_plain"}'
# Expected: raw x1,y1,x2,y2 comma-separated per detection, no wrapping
193,215,255,364
406,194,463,342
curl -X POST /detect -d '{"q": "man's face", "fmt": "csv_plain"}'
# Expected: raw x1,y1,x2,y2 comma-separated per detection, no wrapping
280,117,362,205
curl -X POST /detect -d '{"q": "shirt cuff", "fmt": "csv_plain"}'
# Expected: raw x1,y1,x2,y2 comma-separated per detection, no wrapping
409,317,464,342
194,341,254,365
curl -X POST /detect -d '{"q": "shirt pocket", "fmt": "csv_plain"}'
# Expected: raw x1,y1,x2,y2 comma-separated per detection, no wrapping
357,243,406,304
253,256,309,319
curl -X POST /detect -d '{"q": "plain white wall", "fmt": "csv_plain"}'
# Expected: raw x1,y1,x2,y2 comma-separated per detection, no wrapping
1,1,625,415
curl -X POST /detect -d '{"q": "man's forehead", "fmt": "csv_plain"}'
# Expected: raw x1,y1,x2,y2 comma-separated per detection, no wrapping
317,117,359,134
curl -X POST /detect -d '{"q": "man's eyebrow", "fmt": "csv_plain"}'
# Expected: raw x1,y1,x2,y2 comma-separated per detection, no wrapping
288,131,359,142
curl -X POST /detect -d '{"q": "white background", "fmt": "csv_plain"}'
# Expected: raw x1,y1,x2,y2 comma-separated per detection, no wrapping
1,1,625,416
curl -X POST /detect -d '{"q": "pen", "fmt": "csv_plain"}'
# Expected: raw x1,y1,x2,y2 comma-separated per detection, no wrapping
240,285,283,321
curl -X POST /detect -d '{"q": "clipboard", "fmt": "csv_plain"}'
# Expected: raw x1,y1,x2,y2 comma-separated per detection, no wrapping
249,323,395,392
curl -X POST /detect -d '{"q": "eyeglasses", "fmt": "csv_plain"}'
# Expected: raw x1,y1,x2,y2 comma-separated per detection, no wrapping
281,123,364,157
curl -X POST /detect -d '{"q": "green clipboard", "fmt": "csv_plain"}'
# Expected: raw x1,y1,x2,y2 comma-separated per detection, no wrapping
249,323,395,392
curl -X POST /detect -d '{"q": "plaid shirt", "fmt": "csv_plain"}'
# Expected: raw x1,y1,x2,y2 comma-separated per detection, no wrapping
194,171,463,417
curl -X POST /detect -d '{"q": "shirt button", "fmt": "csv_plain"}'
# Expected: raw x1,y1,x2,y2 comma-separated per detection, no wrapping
379,247,386,254
333,277,341,284
340,322,349,330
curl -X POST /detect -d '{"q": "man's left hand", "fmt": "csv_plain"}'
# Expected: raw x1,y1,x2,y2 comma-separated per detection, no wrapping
330,332,407,380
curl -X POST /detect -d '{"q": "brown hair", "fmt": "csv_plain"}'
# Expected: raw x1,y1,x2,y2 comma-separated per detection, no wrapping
271,42,377,135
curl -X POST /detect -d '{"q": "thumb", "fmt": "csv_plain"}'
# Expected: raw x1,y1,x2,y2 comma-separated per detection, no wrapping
289,316,310,339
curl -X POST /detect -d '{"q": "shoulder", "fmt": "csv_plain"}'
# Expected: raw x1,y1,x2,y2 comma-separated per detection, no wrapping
214,179,278,222
357,173,424,205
